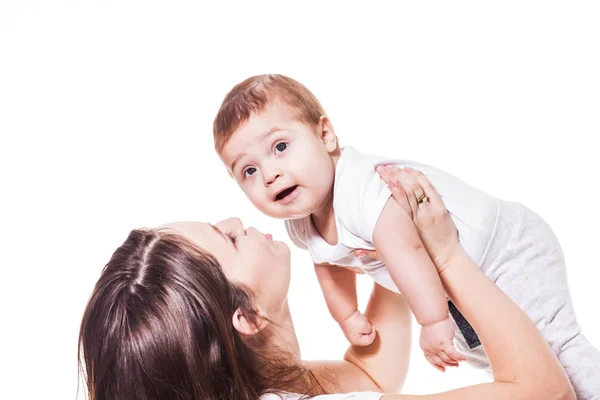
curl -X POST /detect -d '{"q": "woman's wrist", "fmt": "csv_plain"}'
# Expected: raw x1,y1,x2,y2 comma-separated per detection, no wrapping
430,242,464,275
437,246,480,303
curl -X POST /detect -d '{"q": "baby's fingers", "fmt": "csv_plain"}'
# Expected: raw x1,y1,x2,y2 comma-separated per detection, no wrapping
357,318,374,333
425,354,446,372
437,350,459,367
354,325,376,346
443,344,468,363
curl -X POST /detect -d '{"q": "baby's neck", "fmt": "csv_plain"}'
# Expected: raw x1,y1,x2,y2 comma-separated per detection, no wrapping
311,195,337,246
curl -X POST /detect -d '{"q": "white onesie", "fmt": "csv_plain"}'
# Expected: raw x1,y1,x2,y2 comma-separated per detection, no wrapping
285,146,600,400
285,145,498,293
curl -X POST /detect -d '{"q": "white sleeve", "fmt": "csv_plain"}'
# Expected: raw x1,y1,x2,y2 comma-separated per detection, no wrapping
284,219,309,250
334,156,392,244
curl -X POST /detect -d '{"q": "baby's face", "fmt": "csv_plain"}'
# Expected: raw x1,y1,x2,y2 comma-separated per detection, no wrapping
219,103,338,220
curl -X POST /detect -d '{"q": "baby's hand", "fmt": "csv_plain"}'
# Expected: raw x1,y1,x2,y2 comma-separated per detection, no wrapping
420,316,467,372
339,310,376,346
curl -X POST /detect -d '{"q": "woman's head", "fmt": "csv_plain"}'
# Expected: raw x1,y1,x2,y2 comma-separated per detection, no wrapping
163,218,292,318
78,220,317,400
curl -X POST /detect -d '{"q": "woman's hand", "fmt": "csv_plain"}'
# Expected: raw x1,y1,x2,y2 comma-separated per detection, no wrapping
355,165,460,274
361,165,577,399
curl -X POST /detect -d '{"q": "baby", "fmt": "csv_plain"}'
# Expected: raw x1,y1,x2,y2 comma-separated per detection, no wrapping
212,75,600,398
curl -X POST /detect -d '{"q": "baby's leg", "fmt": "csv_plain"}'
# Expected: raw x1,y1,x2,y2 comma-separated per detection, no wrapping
479,201,600,399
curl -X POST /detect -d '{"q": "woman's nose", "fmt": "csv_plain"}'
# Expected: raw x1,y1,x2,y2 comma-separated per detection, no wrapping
246,226,260,236
215,217,245,235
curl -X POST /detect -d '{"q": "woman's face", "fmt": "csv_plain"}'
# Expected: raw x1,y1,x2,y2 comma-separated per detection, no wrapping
160,218,291,315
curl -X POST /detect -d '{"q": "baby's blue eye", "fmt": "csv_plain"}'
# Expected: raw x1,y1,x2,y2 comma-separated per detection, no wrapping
244,167,257,178
275,142,288,153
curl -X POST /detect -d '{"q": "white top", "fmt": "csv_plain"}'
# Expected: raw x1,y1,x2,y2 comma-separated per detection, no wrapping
260,391,383,400
285,146,499,292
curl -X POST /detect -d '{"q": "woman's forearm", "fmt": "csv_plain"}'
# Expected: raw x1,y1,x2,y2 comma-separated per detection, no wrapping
439,246,574,398
344,283,412,393
372,166,575,399
382,247,574,400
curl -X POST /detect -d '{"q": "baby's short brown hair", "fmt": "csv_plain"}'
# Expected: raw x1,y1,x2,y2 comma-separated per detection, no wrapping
213,74,326,152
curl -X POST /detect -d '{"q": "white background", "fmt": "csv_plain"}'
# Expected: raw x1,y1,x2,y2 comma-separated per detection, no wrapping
1,1,599,399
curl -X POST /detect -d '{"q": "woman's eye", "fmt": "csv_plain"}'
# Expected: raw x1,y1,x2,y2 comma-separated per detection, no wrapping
225,231,237,244
243,167,257,178
275,142,288,153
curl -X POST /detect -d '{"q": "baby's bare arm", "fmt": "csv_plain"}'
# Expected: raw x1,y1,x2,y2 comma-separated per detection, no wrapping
372,199,448,326
308,283,412,394
314,263,359,322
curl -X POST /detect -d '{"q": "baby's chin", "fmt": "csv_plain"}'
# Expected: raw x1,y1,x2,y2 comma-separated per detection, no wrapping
262,205,314,221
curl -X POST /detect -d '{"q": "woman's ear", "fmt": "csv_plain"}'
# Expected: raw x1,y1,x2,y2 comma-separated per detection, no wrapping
232,308,269,336
318,116,338,153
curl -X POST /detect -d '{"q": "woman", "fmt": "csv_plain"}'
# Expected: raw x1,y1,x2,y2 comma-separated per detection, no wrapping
78,167,576,399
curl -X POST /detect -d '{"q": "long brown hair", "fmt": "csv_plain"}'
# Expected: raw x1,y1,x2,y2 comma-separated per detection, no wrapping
78,229,324,400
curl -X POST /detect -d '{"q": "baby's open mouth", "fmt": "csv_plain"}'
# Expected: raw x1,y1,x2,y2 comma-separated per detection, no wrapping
275,185,298,201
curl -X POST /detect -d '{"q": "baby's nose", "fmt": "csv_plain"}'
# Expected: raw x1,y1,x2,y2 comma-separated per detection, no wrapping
265,173,281,186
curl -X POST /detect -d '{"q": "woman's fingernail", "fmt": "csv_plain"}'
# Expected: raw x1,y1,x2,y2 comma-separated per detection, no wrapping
385,165,393,171
404,167,412,172
376,166,383,173
390,178,399,187
356,251,367,257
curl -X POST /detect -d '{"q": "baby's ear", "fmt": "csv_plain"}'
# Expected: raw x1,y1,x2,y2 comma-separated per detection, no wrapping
318,116,338,153
232,308,269,336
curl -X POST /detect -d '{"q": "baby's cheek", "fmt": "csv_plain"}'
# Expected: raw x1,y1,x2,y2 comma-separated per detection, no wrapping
245,190,266,208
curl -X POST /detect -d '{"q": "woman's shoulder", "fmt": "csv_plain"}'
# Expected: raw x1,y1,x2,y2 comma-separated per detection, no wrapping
260,391,383,400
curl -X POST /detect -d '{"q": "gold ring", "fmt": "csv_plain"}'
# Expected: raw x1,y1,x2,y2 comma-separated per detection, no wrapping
417,193,429,204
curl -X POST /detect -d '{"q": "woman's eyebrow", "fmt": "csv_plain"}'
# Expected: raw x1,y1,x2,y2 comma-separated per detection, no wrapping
208,223,227,241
